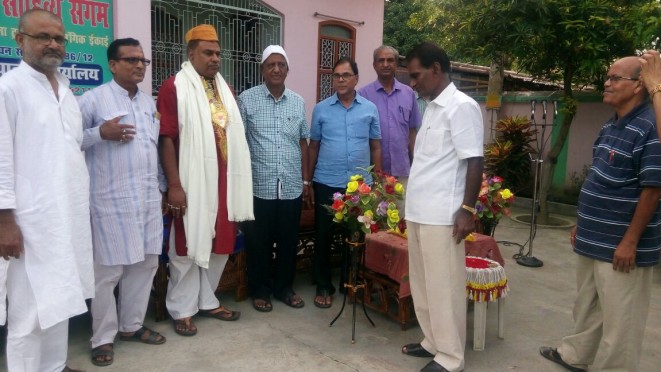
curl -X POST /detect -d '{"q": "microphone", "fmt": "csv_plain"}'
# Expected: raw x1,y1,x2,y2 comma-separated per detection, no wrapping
542,100,548,121
530,100,537,121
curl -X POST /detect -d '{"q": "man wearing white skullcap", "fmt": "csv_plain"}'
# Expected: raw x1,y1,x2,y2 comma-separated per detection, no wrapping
238,45,310,311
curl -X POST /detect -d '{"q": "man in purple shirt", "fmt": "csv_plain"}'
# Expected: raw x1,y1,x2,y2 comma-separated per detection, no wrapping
359,45,421,198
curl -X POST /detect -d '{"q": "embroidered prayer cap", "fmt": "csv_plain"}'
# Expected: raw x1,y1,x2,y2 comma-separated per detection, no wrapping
261,45,290,67
185,24,219,43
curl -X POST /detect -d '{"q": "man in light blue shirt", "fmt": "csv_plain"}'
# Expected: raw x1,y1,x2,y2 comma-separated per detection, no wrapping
238,45,310,312
309,57,381,308
80,38,166,366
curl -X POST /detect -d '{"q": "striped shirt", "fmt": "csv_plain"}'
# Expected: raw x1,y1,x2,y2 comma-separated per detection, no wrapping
238,84,309,200
575,102,661,266
79,80,164,265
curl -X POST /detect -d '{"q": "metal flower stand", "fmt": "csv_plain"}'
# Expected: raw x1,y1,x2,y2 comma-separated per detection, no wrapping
329,238,375,343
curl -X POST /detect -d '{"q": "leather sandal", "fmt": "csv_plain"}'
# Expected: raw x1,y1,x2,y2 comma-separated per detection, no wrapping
402,343,434,358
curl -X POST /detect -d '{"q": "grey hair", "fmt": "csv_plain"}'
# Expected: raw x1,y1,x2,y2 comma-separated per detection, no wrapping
373,45,399,62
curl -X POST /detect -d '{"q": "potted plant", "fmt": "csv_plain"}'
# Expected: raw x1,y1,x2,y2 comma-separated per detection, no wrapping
484,116,536,193
476,173,515,236
325,167,405,242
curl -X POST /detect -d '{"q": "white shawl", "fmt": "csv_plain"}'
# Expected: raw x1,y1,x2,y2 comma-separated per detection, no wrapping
174,61,254,268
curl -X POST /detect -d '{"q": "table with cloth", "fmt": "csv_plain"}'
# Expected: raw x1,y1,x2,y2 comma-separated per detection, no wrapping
362,231,507,336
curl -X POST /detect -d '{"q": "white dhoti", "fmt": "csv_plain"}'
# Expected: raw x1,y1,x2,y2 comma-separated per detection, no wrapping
166,229,229,319
91,254,159,348
6,258,69,372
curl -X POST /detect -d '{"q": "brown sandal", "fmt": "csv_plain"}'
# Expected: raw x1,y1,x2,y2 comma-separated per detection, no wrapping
173,317,197,336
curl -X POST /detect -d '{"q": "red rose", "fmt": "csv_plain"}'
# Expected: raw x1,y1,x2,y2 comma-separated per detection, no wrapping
385,184,395,194
331,199,345,211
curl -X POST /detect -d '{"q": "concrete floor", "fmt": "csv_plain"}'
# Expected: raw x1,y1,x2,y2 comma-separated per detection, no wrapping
1,209,660,371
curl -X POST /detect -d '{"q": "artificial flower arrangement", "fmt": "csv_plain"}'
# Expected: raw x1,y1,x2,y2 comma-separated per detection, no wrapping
326,167,406,239
476,173,515,231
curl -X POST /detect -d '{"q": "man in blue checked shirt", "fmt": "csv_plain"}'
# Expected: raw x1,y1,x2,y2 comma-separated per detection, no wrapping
540,56,661,372
238,45,310,312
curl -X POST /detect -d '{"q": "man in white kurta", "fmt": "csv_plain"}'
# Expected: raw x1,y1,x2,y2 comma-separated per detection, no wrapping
79,38,166,367
402,42,484,372
0,9,93,372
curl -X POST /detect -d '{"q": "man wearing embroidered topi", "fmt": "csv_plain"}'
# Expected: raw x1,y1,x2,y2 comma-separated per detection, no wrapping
402,42,484,372
239,45,310,312
540,56,661,372
80,38,167,366
0,8,93,372
157,24,254,337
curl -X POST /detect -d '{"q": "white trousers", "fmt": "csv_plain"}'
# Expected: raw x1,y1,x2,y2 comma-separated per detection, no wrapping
6,258,69,372
558,255,653,371
407,222,466,372
90,254,159,348
166,227,229,319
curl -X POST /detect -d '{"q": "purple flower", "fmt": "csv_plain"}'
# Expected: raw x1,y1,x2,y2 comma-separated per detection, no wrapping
351,195,360,204
333,192,343,201
476,204,484,213
377,201,388,216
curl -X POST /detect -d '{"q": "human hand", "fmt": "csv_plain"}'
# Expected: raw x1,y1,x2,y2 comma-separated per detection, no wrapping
167,185,187,218
452,210,475,244
569,225,576,248
0,214,23,260
303,184,313,209
99,116,136,143
612,242,636,273
639,50,661,93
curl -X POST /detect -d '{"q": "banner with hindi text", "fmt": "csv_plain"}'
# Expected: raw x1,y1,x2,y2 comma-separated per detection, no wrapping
0,0,113,95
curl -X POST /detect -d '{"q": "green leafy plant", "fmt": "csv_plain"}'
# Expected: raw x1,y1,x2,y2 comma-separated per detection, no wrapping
484,116,536,193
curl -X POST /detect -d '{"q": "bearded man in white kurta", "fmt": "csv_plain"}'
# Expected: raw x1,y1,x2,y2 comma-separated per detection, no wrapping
0,9,93,372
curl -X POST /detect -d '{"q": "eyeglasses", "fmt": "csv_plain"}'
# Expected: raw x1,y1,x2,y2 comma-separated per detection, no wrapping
19,32,67,46
332,72,355,81
604,75,638,83
116,57,151,66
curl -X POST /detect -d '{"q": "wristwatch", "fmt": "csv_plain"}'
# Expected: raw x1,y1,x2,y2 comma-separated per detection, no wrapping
303,180,312,186
461,204,477,215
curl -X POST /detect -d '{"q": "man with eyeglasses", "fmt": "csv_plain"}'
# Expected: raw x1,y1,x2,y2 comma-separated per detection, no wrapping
540,56,661,372
77,38,166,366
238,45,310,312
157,24,253,337
0,9,92,372
308,56,381,308
358,46,421,216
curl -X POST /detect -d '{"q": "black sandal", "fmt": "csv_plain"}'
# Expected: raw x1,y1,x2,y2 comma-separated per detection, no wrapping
91,344,114,367
252,297,273,312
314,289,332,308
275,292,305,308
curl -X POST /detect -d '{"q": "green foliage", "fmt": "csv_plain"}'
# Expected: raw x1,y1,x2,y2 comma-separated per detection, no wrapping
484,116,536,193
383,0,429,56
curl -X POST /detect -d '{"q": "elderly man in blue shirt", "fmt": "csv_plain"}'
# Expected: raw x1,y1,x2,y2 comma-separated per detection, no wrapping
238,45,311,312
308,57,381,308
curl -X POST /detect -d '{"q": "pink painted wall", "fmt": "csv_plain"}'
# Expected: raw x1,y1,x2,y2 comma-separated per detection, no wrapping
113,0,152,94
263,0,384,119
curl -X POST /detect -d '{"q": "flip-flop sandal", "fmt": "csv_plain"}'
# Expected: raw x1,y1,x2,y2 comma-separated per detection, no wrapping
276,292,305,308
314,289,332,309
252,297,273,312
198,306,241,321
91,344,114,367
119,326,166,345
173,318,197,337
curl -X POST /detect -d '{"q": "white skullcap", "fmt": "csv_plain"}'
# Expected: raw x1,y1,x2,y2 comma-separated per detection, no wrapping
261,45,290,66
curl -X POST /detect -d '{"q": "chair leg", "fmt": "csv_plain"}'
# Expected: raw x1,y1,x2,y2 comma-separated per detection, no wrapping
497,298,505,340
473,301,486,351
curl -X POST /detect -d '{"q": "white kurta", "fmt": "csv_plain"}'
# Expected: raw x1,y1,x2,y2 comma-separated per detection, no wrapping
0,61,94,329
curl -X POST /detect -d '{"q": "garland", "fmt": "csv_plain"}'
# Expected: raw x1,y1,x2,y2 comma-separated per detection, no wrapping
465,256,509,302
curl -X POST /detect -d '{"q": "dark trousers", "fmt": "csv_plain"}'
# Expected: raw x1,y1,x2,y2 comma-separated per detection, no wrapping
243,196,302,299
313,182,346,294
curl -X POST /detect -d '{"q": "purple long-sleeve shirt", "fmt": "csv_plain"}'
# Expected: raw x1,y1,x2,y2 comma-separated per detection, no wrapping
358,79,421,177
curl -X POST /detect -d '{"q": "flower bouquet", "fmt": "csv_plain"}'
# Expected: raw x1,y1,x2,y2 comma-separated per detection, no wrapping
325,167,405,241
476,173,515,236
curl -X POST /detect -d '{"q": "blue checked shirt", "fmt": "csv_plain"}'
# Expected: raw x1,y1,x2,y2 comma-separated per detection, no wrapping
238,84,310,200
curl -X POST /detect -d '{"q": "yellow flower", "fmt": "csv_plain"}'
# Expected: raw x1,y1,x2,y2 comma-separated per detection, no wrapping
334,212,344,221
387,209,400,223
500,189,513,199
346,181,359,193
395,183,404,194
350,174,362,182
364,210,374,219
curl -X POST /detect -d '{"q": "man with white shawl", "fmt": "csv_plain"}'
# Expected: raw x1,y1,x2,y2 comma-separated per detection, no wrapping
0,9,93,372
157,24,254,337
